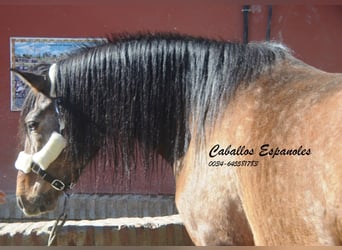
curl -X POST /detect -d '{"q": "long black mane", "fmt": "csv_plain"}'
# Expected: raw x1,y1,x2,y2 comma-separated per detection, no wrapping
25,33,290,174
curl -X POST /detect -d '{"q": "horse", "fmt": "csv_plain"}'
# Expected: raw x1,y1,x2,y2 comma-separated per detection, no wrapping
12,33,342,246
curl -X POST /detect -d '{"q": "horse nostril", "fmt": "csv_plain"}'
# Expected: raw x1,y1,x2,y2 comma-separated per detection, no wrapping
40,205,46,212
17,196,24,210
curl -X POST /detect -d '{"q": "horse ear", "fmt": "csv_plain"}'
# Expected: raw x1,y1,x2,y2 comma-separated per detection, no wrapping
11,69,51,96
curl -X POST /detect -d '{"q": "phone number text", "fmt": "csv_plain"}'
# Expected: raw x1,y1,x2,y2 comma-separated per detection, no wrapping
208,160,258,167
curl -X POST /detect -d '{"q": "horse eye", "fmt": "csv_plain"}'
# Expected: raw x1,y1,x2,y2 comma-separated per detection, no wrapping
27,121,39,131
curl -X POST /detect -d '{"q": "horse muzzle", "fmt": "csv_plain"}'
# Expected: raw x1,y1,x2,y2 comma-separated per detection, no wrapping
17,192,57,216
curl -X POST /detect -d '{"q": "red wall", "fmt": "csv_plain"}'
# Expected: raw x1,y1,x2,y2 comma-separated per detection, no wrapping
0,2,341,194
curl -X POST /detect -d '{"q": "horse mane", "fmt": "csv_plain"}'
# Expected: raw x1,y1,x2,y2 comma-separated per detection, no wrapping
44,33,289,172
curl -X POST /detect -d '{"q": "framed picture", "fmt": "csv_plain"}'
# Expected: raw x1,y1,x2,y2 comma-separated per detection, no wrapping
10,37,103,111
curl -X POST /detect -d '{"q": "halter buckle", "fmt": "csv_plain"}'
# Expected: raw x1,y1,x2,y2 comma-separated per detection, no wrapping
51,179,66,191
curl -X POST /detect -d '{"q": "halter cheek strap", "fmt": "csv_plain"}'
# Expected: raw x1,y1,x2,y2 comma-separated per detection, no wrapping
15,132,69,191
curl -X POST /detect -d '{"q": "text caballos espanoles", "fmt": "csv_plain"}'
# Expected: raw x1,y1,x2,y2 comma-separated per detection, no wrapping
209,144,311,158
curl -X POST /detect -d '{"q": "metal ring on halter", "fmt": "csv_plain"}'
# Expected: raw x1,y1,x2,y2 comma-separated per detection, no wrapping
30,162,69,192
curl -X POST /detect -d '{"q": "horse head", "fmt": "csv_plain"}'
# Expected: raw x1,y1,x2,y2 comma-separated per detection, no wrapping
13,66,78,216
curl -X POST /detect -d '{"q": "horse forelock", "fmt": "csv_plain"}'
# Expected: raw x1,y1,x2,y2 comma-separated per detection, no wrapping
50,33,290,172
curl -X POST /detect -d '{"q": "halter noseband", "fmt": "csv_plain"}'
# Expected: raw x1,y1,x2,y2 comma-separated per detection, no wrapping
14,99,71,192
31,161,67,191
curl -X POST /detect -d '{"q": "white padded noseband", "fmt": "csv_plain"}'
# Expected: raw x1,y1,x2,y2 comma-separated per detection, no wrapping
15,132,66,174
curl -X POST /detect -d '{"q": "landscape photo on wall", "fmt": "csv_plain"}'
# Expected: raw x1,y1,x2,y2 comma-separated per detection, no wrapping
10,37,103,111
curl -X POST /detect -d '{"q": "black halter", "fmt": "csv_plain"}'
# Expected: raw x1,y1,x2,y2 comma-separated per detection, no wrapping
31,162,68,191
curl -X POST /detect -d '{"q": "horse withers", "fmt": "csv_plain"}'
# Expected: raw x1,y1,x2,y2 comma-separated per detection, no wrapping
12,33,342,245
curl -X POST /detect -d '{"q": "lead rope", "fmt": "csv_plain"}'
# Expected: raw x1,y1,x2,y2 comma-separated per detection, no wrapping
48,192,69,246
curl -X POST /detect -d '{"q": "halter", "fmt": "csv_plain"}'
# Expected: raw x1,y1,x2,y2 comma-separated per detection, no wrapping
14,98,72,192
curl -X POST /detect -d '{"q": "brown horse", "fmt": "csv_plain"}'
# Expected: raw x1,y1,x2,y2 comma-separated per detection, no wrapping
13,33,342,245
